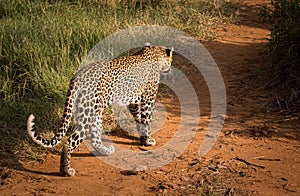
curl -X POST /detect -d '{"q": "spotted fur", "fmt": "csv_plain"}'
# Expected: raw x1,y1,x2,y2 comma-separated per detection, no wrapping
27,45,173,176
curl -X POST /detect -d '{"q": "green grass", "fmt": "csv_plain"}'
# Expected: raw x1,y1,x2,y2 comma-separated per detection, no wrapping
0,0,238,163
260,0,300,108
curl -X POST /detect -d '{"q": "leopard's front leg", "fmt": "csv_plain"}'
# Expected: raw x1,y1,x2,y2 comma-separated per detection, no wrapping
138,123,156,146
129,82,158,146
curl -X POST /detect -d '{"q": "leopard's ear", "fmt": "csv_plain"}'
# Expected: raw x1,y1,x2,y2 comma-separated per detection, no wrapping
166,47,174,57
144,42,151,47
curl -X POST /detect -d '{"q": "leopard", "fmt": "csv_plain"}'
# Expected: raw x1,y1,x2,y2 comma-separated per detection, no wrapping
26,44,173,176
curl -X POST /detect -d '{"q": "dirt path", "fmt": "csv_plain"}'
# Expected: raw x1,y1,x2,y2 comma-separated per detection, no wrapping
1,1,299,195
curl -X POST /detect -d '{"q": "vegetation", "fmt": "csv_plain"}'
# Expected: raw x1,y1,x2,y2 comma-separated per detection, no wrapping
0,0,236,129
260,0,300,108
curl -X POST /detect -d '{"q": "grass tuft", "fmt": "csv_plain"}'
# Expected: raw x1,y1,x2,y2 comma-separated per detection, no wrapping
260,0,300,109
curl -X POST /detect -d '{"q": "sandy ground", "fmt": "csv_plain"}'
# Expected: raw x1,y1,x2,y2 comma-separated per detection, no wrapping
1,0,299,195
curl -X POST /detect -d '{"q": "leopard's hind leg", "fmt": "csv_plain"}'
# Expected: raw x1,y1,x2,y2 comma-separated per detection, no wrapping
60,126,86,176
90,114,115,155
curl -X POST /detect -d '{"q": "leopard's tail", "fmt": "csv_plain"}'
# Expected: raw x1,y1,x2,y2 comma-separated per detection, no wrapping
27,78,76,148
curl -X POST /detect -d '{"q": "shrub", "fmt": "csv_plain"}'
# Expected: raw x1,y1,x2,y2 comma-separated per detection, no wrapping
260,0,300,106
262,0,300,87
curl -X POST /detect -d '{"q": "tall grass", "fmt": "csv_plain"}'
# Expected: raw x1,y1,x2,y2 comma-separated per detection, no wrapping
260,0,300,108
0,0,236,128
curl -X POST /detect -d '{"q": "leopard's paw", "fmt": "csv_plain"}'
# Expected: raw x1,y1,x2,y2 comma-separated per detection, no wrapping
140,136,156,146
60,166,76,177
97,144,115,156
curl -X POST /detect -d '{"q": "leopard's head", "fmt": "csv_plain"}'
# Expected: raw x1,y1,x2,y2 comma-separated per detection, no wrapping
140,45,173,75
